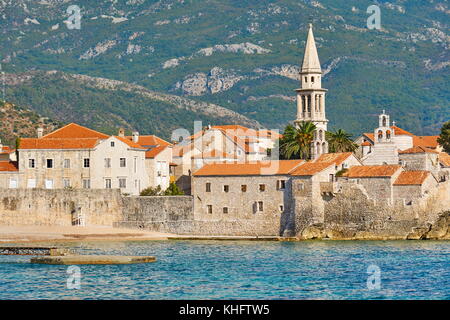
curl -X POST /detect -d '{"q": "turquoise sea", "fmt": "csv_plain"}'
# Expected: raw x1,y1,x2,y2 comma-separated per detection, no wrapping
0,240,449,300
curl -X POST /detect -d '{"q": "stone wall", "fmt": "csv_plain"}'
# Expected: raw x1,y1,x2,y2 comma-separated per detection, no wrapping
0,188,123,226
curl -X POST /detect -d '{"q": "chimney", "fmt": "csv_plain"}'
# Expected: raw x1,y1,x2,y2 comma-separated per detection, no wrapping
118,128,125,137
37,127,44,138
132,131,139,143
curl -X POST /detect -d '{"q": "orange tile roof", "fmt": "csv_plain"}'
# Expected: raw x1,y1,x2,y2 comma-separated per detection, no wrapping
361,141,372,147
363,133,375,143
391,125,414,136
399,146,439,154
126,135,171,147
0,161,18,172
191,149,237,159
439,153,450,167
413,136,439,149
394,171,430,185
343,165,401,178
290,161,335,176
145,145,169,159
213,125,282,139
19,138,100,150
314,152,355,166
0,146,14,154
114,136,147,150
42,123,109,139
193,160,304,176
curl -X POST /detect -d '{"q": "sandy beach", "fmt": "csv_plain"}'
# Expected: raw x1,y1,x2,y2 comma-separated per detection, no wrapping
0,225,175,243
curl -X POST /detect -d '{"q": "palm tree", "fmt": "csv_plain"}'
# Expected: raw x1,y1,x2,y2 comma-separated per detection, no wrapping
280,121,316,160
326,129,358,153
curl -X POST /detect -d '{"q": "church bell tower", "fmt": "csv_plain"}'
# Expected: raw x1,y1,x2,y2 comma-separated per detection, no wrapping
295,24,328,160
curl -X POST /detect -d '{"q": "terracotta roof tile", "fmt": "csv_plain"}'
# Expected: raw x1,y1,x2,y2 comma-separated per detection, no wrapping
314,152,355,166
394,171,430,185
363,133,375,143
439,153,450,167
343,165,401,178
145,145,169,159
391,125,414,136
125,135,171,147
114,136,147,150
19,138,100,150
289,162,335,176
193,160,304,176
42,123,109,139
399,146,439,154
0,161,18,172
413,136,439,149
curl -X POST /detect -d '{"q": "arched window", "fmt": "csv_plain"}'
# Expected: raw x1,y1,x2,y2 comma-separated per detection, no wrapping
316,142,321,155
311,76,315,83
386,130,391,140
319,130,323,140
322,142,327,153
378,130,383,142
382,116,387,127
305,77,308,83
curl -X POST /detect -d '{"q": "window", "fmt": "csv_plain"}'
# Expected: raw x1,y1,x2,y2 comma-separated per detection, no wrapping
46,159,53,168
223,207,228,214
84,158,90,168
63,159,70,169
207,205,213,214
279,205,284,212
223,185,229,193
120,158,126,168
258,201,264,212
277,180,286,190
111,141,115,147
9,178,18,189
83,179,91,189
63,178,71,188
105,179,112,189
297,183,305,191
259,184,266,192
241,185,247,192
45,179,53,189
105,158,111,168
311,76,315,83
305,77,308,83
206,183,211,192
329,174,334,182
28,159,35,168
27,179,36,188
119,178,127,189
134,157,137,173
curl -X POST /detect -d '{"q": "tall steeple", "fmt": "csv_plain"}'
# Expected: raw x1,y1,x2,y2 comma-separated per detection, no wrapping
295,24,328,160
301,24,322,74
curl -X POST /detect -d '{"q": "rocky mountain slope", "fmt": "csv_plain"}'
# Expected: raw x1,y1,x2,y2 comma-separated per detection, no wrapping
0,101,61,146
3,71,260,140
0,0,448,136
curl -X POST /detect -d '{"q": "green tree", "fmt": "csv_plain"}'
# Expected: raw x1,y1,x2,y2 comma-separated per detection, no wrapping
140,185,163,196
437,121,450,153
280,121,316,160
163,182,184,196
326,129,358,153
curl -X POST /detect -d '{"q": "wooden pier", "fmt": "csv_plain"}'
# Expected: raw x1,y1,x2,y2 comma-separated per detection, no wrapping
30,255,157,265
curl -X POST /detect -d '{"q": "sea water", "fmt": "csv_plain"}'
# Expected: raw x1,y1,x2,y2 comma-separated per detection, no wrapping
0,240,448,300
